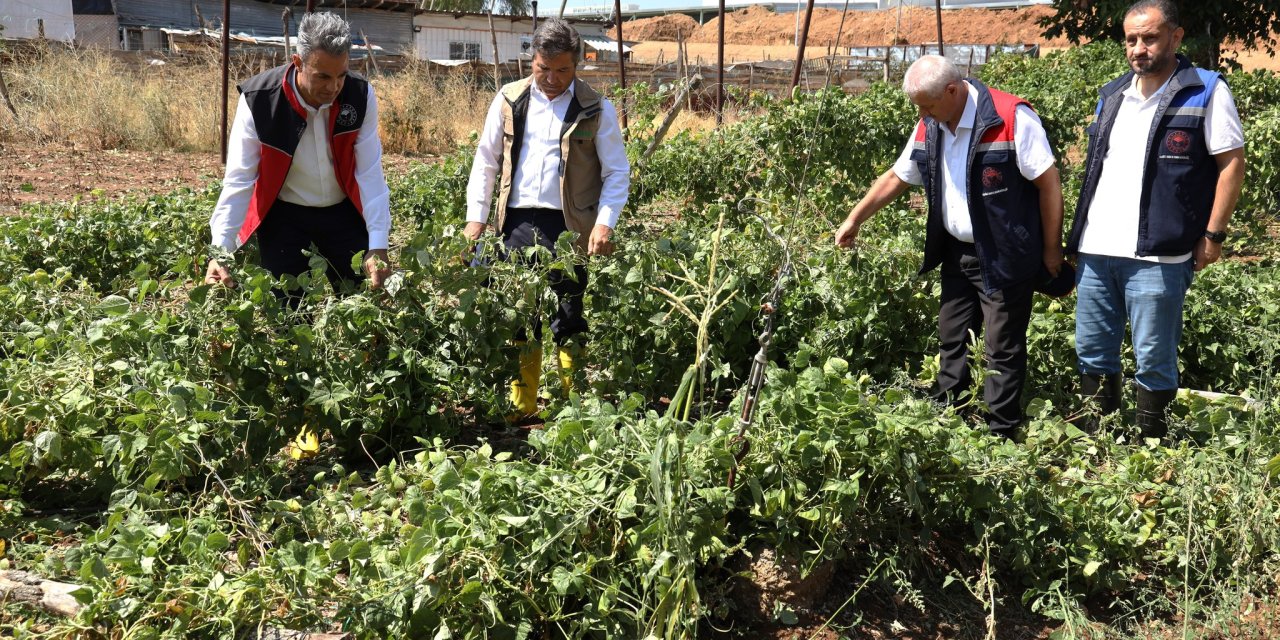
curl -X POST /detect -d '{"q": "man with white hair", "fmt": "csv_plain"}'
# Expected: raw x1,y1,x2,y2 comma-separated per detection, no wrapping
834,55,1064,439
206,11,392,300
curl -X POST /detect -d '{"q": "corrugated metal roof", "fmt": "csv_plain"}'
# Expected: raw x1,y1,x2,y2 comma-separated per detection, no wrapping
113,0,414,54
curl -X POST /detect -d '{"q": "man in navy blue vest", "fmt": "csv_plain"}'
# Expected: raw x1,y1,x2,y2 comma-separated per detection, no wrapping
835,55,1064,439
1067,0,1245,439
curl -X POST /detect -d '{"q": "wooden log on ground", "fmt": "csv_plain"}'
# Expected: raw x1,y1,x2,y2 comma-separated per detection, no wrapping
0,570,350,639
0,570,84,618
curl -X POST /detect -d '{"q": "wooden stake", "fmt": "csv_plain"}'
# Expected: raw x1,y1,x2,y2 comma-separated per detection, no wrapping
0,61,20,123
642,74,702,162
360,30,379,75
487,11,500,90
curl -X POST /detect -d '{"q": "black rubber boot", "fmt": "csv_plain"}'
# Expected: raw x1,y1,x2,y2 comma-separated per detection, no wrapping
1079,373,1123,431
1136,387,1178,440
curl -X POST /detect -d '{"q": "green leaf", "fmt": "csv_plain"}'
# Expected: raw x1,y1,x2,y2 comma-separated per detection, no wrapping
95,295,131,316
1083,560,1102,577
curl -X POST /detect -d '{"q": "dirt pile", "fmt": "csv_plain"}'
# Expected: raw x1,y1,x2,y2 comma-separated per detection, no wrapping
645,4,1072,47
623,13,699,41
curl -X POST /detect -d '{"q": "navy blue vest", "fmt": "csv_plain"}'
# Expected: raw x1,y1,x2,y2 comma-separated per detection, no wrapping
913,79,1044,294
1067,57,1221,257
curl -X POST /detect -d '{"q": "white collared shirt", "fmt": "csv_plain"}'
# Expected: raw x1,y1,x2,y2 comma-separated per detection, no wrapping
1078,75,1243,262
892,81,1056,243
209,70,392,253
466,79,631,228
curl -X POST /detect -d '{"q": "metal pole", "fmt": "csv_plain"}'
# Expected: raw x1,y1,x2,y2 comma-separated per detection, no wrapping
306,0,316,13
934,0,945,57
789,0,816,94
614,0,627,133
716,0,724,126
558,0,568,19
221,0,231,164
532,1,538,32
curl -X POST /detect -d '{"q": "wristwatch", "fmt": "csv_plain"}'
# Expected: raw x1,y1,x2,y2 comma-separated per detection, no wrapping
1204,229,1228,243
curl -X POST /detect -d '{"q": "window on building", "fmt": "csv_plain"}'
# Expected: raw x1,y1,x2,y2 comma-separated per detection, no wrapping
449,41,481,61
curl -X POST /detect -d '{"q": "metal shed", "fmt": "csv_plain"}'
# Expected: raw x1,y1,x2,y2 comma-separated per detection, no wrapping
110,0,415,54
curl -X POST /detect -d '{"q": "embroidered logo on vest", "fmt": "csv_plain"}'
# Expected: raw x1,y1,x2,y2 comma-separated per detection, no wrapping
337,103,358,127
981,166,1003,189
1164,129,1192,155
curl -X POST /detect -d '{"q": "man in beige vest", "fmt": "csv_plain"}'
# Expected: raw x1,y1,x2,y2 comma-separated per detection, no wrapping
465,18,631,419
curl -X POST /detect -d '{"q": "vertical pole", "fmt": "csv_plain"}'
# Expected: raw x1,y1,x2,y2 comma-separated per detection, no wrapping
532,1,538,32
306,0,316,13
789,0,815,94
934,0,945,57
487,11,500,90
558,0,567,18
282,9,292,59
614,0,627,133
37,19,45,40
361,30,379,74
221,0,231,164
716,0,724,126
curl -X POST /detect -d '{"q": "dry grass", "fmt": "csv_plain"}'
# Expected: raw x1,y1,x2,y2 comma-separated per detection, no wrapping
374,60,493,156
0,45,741,159
0,46,497,156
0,45,227,151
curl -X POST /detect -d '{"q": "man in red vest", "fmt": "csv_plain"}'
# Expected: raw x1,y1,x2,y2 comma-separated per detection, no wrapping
205,11,391,298
834,55,1065,439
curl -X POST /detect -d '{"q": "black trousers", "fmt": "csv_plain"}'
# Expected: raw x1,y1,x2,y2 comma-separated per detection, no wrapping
934,237,1034,432
256,198,368,301
500,207,588,345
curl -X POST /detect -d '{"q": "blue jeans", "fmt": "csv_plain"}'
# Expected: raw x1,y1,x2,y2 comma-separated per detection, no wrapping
1074,253,1194,392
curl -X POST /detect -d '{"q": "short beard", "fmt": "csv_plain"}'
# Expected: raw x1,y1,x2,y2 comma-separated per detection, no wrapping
1131,55,1169,77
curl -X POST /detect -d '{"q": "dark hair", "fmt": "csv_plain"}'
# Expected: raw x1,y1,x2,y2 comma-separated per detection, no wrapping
1125,0,1180,29
531,18,582,63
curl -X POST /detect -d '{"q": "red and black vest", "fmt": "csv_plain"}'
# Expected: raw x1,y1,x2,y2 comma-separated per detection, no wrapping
911,79,1044,293
236,63,369,245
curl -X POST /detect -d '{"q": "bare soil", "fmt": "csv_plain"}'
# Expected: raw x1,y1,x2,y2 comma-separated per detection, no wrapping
626,5,1071,48
0,143,425,216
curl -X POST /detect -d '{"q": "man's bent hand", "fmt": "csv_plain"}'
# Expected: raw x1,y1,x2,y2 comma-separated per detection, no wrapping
464,221,488,241
205,259,236,288
1194,236,1222,272
364,248,392,289
588,224,614,256
835,217,861,249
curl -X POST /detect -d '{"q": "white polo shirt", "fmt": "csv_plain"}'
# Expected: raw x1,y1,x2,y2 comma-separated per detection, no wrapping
892,81,1056,243
1078,75,1244,263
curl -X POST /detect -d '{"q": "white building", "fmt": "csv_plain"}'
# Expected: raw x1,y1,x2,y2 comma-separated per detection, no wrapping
413,11,626,63
0,0,76,42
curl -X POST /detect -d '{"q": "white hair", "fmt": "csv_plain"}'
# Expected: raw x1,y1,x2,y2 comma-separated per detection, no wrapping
297,12,352,61
902,55,962,98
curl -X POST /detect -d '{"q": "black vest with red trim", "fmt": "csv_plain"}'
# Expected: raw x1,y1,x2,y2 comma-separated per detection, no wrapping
911,79,1043,293
236,64,369,245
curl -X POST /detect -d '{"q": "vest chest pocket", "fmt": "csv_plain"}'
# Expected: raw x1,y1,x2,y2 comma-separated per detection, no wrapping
977,150,1014,197
1157,127,1198,163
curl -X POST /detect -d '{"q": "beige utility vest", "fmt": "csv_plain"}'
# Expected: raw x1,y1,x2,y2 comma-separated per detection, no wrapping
493,76,605,250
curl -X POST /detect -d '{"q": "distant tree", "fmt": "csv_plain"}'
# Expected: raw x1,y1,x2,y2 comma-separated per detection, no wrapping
1039,0,1280,69
423,0,531,15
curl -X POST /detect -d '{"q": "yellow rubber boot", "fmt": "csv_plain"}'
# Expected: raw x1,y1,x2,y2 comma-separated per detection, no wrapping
556,344,582,396
287,425,320,460
508,341,542,419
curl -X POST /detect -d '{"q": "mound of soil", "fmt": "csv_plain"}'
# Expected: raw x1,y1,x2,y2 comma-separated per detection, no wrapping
623,13,699,42
655,4,1072,47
